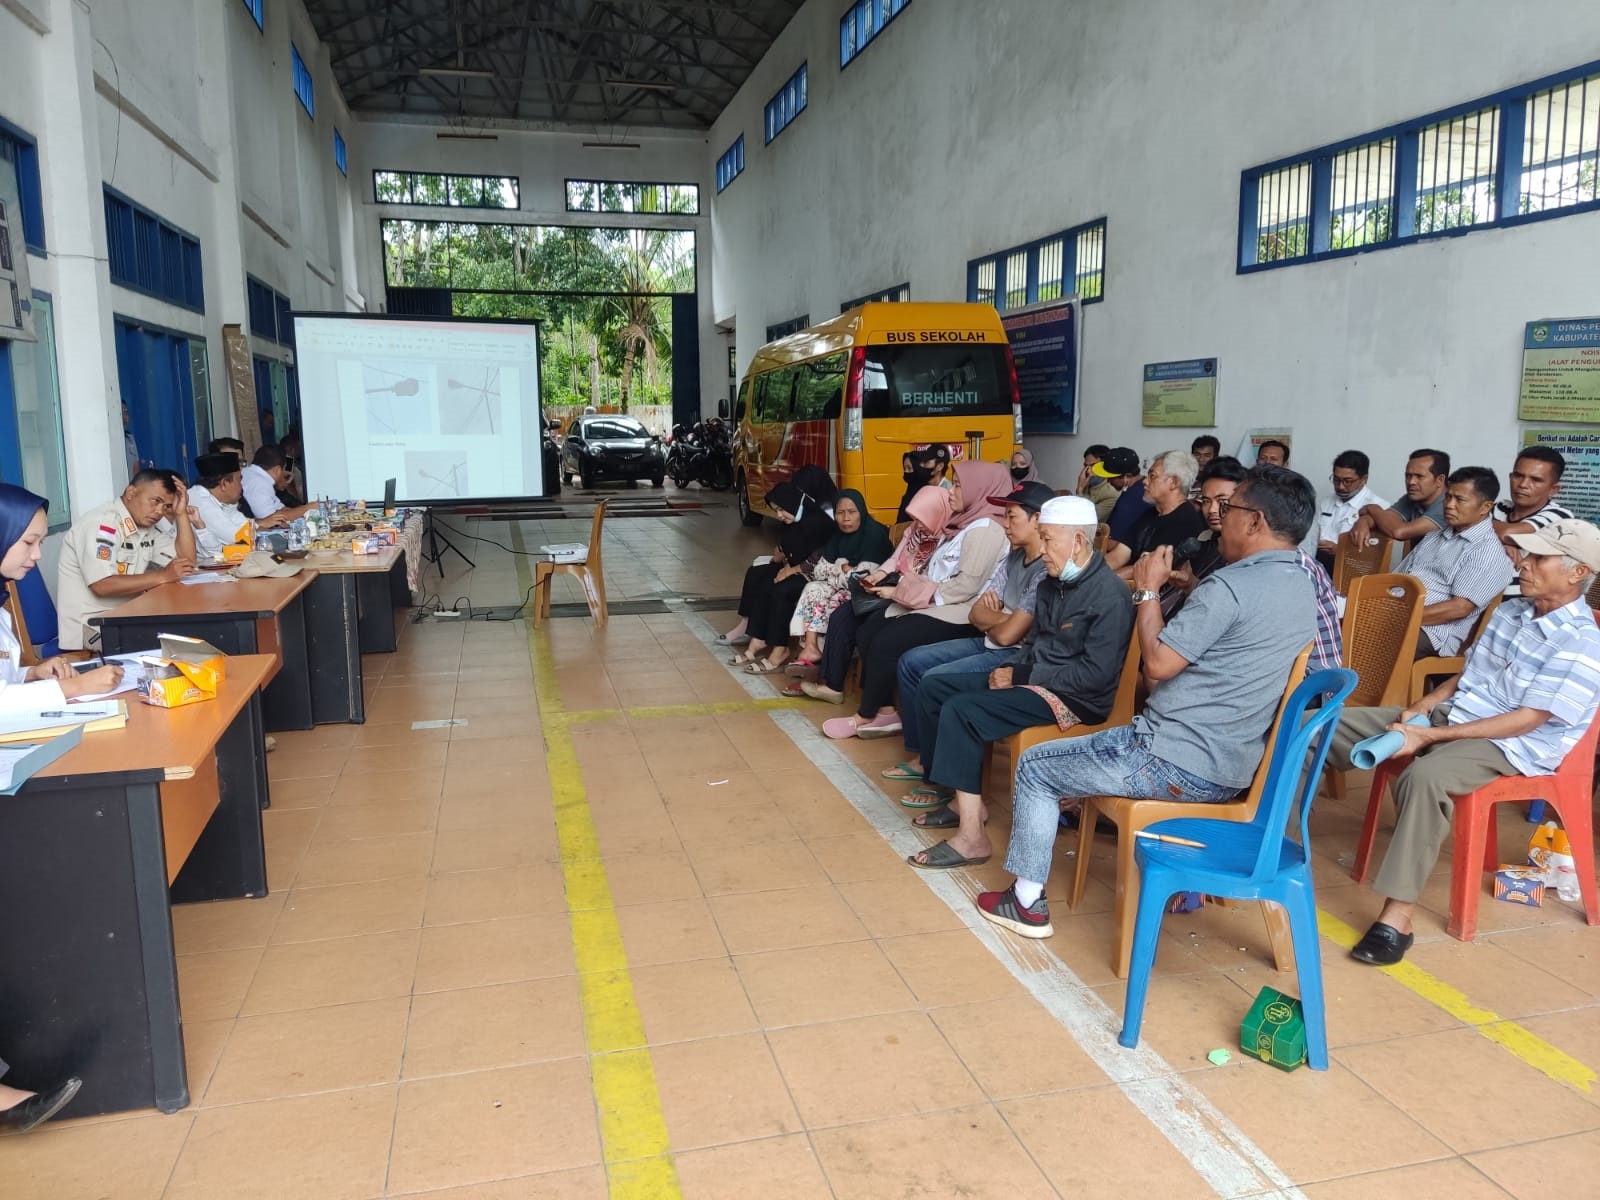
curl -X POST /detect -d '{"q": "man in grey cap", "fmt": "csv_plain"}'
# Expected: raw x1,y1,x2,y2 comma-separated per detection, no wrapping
1329,517,1600,966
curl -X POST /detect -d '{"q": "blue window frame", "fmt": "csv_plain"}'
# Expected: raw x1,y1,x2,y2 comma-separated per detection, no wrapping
0,116,46,253
765,314,809,342
841,283,910,312
716,136,745,193
103,188,204,311
241,0,263,30
291,44,314,118
841,0,911,69
764,64,807,145
246,275,294,345
333,128,347,176
1239,58,1600,271
967,218,1106,310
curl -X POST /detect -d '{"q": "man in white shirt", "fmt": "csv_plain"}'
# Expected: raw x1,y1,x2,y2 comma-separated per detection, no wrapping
240,445,314,523
1312,449,1386,571
190,452,287,559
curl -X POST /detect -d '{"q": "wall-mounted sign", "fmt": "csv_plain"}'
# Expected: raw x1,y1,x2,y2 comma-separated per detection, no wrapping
0,170,36,342
1522,428,1600,523
1001,297,1080,435
1142,358,1216,427
1519,318,1600,425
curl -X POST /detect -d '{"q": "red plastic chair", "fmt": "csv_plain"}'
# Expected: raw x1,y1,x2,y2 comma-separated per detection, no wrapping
1351,715,1600,942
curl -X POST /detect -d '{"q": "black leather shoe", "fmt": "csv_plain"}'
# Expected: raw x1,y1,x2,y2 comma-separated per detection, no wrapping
1350,922,1414,965
0,1077,82,1133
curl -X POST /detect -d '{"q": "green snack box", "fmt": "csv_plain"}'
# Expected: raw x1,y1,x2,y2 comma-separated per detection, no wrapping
1240,985,1306,1071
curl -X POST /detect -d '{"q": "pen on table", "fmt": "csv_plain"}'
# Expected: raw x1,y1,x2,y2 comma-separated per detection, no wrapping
1134,830,1206,849
39,711,71,718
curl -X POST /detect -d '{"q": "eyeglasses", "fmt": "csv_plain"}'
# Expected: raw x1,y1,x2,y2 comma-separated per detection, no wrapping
1217,499,1262,519
1328,475,1363,487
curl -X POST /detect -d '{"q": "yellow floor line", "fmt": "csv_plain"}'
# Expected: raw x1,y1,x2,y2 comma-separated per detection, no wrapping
568,696,807,723
513,530,682,1198
1318,910,1596,1093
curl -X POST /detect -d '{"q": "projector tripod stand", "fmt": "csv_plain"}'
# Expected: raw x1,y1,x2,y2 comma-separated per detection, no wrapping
422,507,476,578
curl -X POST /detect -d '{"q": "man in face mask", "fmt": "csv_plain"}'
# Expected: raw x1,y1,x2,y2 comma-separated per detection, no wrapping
905,495,1135,871
895,444,952,522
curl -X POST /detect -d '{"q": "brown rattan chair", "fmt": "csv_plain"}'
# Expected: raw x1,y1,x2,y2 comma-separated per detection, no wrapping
1321,573,1424,803
1093,523,1110,553
2,587,40,667
1332,530,1392,594
1070,645,1312,979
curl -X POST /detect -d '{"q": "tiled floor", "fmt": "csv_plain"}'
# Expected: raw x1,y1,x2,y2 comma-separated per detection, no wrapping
5,489,1598,1198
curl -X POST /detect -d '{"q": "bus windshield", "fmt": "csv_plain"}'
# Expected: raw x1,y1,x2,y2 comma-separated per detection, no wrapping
860,343,1014,419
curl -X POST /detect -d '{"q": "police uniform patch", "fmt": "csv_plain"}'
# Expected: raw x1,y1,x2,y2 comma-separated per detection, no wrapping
120,517,137,537
115,562,129,575
96,544,111,560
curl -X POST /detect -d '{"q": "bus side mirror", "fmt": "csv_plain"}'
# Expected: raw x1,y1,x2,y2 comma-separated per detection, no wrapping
719,397,730,419
733,400,745,422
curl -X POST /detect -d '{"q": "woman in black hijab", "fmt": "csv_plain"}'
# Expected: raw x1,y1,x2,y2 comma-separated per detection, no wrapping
726,478,836,673
895,444,951,522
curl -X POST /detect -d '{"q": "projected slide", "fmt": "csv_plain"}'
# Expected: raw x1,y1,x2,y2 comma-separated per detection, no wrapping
292,315,547,503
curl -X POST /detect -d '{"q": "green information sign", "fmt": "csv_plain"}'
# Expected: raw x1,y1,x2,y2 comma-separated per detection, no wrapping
1519,318,1600,424
1142,358,1217,428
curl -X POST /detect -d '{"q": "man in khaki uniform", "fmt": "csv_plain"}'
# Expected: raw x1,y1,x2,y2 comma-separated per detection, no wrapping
57,470,199,652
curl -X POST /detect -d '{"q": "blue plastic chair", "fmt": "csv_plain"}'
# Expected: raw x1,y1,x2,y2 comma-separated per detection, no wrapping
1118,667,1358,1070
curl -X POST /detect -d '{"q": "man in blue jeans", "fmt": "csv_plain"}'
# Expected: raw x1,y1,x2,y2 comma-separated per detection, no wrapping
882,480,1052,784
976,464,1319,939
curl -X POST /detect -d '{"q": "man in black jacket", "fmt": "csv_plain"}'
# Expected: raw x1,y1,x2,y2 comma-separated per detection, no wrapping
908,495,1135,870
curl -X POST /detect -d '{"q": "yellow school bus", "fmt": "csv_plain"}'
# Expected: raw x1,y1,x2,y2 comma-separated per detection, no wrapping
733,302,1021,524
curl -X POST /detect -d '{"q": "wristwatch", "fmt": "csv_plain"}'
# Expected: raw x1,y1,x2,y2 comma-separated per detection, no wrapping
1130,589,1161,604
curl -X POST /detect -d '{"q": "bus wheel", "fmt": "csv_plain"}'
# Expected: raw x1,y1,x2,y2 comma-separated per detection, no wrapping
736,474,763,526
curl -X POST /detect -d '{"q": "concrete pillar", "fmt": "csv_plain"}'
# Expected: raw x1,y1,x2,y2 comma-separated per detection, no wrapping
38,0,123,501
196,0,249,437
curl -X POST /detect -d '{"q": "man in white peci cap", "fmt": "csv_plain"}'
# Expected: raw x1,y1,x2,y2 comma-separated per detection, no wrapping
906,494,1134,871
1329,516,1600,966
972,463,1322,939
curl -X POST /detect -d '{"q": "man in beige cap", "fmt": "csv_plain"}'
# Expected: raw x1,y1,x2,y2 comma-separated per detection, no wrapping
1329,517,1600,965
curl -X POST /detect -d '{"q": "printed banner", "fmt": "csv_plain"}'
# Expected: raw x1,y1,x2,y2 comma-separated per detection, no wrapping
1001,298,1079,435
1142,358,1217,427
1522,428,1600,523
1519,318,1600,425
0,165,36,342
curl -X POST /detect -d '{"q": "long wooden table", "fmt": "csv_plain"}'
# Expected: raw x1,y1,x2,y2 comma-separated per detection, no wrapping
302,544,409,723
92,573,315,732
0,655,275,1117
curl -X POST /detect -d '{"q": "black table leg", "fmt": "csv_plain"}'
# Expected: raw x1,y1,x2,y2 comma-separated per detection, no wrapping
171,691,270,898
260,594,314,732
356,569,400,654
304,573,364,723
0,774,188,1117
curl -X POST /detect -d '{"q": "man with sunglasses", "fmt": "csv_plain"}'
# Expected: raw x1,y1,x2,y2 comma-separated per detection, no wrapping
1328,518,1600,966
976,464,1320,938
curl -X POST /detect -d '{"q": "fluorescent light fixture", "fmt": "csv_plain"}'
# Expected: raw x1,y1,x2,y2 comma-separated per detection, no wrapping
418,66,496,79
582,141,642,149
605,78,675,92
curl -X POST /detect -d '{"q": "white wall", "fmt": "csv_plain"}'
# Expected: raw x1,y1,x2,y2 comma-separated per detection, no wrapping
706,0,1600,494
0,0,363,592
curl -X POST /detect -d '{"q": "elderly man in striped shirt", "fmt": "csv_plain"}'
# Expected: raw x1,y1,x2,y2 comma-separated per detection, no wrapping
1327,518,1600,965
1397,466,1515,659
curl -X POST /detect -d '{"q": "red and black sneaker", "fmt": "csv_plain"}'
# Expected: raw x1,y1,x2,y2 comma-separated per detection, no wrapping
976,886,1053,939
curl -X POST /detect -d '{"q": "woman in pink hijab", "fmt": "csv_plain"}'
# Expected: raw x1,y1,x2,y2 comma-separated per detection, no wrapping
817,459,1014,737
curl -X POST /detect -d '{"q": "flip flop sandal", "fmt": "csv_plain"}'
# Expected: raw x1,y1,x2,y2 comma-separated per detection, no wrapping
881,762,923,781
779,683,807,698
785,660,820,680
906,840,991,871
911,804,959,826
745,659,783,674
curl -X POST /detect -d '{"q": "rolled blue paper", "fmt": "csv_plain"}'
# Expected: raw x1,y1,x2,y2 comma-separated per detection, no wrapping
1350,715,1429,770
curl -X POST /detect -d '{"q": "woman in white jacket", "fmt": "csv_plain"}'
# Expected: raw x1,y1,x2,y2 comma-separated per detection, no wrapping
0,484,123,706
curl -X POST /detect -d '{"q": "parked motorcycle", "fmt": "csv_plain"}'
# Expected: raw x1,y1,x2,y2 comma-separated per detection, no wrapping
666,419,733,490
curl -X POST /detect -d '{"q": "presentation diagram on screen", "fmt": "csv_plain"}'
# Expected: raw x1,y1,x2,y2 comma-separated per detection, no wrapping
292,315,546,503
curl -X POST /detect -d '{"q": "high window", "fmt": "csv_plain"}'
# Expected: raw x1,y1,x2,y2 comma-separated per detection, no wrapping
291,44,314,117
0,117,45,252
967,218,1106,310
103,188,205,312
841,0,911,68
241,0,263,30
765,314,810,341
333,129,347,176
373,170,520,208
1240,59,1600,270
246,276,294,345
565,180,699,215
764,65,807,144
716,136,744,193
841,283,910,312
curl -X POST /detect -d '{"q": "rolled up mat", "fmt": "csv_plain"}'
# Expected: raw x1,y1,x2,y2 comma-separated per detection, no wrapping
1350,715,1430,770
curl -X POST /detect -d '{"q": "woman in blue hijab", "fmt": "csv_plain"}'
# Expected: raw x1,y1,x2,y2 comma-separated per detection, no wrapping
0,483,123,700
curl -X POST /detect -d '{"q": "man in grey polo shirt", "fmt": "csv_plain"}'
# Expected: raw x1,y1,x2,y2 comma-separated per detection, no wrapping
1398,466,1514,658
1351,448,1450,553
975,464,1318,939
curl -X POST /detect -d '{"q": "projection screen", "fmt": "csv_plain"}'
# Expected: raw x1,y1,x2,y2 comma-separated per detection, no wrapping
292,313,547,504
